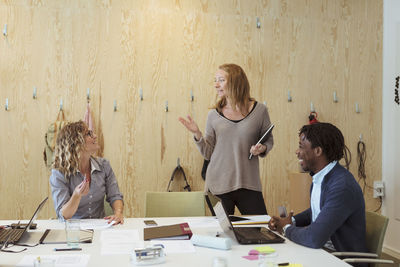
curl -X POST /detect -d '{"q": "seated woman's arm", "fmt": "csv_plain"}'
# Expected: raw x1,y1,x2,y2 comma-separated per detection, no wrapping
60,179,89,219
104,199,124,224
102,158,124,224
50,169,89,220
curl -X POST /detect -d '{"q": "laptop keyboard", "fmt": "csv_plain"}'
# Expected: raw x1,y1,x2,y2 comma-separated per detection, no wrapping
0,228,25,243
235,227,282,242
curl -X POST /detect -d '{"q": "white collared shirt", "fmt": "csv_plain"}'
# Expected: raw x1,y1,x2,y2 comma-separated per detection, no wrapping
310,161,337,222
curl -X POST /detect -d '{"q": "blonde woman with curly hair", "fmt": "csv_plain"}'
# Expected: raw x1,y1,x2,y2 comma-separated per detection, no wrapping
179,64,273,215
50,121,124,224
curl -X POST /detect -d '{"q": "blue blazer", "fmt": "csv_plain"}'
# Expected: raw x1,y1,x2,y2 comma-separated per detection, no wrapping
286,163,367,253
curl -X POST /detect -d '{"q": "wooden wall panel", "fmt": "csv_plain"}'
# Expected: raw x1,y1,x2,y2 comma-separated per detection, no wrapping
0,0,382,219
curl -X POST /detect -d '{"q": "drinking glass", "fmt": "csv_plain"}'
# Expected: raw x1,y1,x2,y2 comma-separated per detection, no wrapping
65,219,80,248
258,252,278,267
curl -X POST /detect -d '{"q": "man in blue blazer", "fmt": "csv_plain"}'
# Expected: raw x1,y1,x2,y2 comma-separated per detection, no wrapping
269,123,367,256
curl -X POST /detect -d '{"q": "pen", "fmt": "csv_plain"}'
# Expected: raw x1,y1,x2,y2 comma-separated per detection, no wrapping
278,263,289,266
54,248,82,251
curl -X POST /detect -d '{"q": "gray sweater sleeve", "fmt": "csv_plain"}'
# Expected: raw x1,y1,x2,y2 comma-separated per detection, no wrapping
195,110,215,160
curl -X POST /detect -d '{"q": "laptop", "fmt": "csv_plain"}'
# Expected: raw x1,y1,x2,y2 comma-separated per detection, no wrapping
0,197,48,246
213,200,285,245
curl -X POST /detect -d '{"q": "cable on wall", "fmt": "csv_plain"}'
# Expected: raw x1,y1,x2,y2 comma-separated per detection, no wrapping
356,135,382,212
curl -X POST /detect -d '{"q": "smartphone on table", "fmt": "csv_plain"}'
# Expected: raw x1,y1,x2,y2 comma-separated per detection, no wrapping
143,220,158,226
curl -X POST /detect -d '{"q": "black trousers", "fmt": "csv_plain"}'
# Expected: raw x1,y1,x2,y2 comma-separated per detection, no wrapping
216,188,268,215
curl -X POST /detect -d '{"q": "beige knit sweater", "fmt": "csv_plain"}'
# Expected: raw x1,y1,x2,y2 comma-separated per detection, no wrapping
195,103,273,195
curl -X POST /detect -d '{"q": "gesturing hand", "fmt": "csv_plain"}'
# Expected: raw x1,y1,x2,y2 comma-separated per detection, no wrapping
178,115,202,140
268,211,294,234
73,179,90,197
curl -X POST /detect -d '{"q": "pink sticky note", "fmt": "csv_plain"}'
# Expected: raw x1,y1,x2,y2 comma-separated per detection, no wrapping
249,249,259,255
242,255,259,261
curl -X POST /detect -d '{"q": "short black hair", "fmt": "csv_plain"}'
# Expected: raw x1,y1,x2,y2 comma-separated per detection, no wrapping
299,123,350,167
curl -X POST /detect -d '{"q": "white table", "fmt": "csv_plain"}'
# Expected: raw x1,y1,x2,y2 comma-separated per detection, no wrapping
0,217,350,267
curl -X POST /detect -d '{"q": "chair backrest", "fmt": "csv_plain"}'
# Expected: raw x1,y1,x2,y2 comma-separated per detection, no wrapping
145,191,206,217
365,211,389,258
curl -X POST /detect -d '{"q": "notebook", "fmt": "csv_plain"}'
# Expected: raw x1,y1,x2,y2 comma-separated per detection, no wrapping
39,228,94,244
213,200,285,245
143,223,192,240
249,124,275,159
0,197,48,246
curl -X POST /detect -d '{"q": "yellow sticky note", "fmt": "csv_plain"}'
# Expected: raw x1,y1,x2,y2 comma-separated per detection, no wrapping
288,264,303,267
254,246,275,254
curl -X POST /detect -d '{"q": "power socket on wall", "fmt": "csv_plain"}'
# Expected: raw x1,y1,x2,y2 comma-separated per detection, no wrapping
373,181,385,198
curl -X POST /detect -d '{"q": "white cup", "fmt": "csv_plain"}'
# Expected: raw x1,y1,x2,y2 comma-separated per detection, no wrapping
212,257,227,267
33,258,55,267
258,252,278,267
65,219,80,248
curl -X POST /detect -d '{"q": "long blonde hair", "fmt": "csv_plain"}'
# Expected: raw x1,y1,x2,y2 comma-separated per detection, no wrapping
53,121,87,177
215,64,254,115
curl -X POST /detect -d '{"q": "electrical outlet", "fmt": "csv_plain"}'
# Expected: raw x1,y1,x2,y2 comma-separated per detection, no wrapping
373,181,384,198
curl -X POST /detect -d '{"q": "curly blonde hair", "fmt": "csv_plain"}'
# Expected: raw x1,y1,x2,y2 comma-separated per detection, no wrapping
53,121,87,177
215,64,254,116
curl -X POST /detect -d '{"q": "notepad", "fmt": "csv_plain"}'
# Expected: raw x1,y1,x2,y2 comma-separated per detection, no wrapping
143,223,192,240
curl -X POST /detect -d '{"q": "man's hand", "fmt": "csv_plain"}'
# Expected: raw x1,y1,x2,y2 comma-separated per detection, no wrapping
268,211,294,234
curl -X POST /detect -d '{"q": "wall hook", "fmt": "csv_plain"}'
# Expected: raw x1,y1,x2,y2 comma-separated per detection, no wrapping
190,90,194,102
5,98,9,111
87,88,90,102
139,88,143,101
114,100,117,112
359,134,363,142
355,102,360,113
33,87,37,99
310,102,315,112
288,90,292,102
333,91,338,102
3,24,7,37
60,99,63,111
263,101,267,106
256,17,261,28
177,157,180,167
165,101,169,112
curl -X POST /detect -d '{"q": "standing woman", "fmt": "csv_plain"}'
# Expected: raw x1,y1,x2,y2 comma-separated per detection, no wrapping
50,121,124,224
179,63,273,215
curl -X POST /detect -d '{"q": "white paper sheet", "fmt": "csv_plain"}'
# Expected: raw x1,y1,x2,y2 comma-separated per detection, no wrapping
101,229,140,243
231,215,271,225
101,241,145,255
150,240,196,254
100,229,142,255
79,219,115,230
186,217,220,229
17,254,90,267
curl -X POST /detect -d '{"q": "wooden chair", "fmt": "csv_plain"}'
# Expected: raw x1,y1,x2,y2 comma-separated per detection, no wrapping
145,191,206,217
332,211,394,266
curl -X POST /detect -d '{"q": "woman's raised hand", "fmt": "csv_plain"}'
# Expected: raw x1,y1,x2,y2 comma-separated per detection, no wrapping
74,179,90,197
178,115,202,140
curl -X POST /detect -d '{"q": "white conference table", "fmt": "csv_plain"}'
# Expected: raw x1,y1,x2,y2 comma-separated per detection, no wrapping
0,217,350,267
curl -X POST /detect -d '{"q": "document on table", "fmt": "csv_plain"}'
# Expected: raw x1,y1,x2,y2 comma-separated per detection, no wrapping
150,240,195,254
79,219,115,230
186,217,220,228
17,254,90,267
101,229,143,255
232,215,271,225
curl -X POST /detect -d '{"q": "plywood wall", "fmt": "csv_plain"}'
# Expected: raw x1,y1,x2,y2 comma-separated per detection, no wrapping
0,0,383,219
